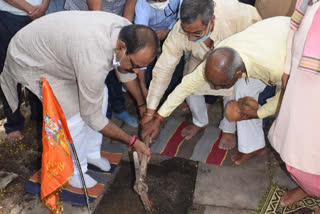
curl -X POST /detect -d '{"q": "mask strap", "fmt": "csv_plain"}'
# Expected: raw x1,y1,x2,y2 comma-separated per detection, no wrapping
113,49,126,67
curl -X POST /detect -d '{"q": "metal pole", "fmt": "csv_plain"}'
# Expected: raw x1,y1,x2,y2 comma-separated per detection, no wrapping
70,143,92,214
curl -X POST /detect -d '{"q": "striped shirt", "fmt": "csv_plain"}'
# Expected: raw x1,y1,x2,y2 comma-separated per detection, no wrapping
64,0,126,15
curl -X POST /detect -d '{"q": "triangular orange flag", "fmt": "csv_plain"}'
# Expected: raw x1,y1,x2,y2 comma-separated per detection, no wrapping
41,78,73,213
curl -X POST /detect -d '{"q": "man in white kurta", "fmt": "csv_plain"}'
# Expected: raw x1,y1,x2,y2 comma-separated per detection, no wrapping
141,0,261,150
142,16,289,165
0,11,154,187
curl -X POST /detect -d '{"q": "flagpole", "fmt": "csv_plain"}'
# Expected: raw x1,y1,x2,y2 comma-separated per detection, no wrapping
70,143,92,214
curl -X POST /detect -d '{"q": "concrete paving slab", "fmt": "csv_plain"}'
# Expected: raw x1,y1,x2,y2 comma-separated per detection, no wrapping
273,166,298,190
203,206,254,214
194,153,270,210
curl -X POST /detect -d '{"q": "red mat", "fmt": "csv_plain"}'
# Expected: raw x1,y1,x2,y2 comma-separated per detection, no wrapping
160,122,227,165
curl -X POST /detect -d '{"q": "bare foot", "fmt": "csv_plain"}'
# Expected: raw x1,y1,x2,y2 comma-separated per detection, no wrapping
219,132,236,150
231,151,242,162
7,130,24,141
315,209,320,214
231,147,267,165
181,124,202,140
280,187,308,207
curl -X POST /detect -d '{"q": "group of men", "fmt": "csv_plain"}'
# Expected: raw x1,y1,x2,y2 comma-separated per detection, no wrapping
2,0,315,209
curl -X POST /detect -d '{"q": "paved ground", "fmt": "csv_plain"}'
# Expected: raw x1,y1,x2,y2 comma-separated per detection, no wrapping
0,98,300,214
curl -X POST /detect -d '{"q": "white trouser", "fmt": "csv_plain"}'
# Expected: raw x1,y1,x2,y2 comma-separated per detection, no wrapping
219,95,237,133
186,95,208,127
233,78,267,153
67,87,108,175
186,94,236,132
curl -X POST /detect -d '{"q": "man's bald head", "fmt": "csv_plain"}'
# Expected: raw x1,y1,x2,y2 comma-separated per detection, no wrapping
205,47,245,90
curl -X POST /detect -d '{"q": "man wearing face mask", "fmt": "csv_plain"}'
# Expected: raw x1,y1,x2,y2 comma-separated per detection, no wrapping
134,0,183,101
0,12,158,188
141,0,261,150
135,0,180,41
65,0,141,128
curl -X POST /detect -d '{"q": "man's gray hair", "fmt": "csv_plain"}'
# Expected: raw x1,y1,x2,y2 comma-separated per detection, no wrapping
208,47,243,79
180,0,215,25
226,48,243,80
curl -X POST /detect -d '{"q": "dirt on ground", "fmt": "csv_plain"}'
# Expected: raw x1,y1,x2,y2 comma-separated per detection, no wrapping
94,158,198,214
0,104,43,214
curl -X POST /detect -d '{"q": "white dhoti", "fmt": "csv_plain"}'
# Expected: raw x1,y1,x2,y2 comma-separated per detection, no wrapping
219,95,237,133
233,78,267,153
67,86,109,175
186,95,208,127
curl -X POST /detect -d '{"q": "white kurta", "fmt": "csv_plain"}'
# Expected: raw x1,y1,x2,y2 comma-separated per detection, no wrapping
268,2,320,175
0,11,136,132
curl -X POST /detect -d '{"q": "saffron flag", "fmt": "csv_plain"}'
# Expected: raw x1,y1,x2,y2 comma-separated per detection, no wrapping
41,78,73,213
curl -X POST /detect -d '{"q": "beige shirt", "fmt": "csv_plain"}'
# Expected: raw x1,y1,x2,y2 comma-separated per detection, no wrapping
0,11,133,131
147,0,261,110
158,17,290,119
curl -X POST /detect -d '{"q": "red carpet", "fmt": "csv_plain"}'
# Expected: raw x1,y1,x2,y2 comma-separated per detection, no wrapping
160,122,227,165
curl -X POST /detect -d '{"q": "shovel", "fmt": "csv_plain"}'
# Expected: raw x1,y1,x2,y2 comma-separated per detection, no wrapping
133,135,153,212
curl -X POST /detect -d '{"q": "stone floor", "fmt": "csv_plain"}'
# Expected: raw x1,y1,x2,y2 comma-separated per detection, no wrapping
91,99,299,214
0,98,301,214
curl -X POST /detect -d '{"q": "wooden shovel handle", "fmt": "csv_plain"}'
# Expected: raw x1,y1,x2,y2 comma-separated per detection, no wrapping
140,135,151,180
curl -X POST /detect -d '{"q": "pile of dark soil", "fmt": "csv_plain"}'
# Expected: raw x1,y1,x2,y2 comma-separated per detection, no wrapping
95,157,198,214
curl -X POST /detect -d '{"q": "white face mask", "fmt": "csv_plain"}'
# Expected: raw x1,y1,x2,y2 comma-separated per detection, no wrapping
148,0,169,10
112,51,125,68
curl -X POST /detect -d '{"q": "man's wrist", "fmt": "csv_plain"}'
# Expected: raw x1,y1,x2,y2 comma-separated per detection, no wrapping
24,4,34,14
138,102,146,108
144,112,154,117
146,108,156,114
154,113,164,121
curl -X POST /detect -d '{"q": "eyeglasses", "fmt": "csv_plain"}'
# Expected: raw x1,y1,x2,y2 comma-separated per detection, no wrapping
164,4,177,17
125,55,144,73
179,20,212,39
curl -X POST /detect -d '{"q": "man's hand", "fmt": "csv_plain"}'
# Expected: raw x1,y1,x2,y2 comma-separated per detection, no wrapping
156,29,170,41
141,117,161,140
238,106,259,121
281,73,290,89
133,140,151,162
140,109,155,126
28,0,49,20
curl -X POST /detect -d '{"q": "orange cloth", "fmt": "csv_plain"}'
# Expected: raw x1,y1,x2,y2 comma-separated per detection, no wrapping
41,78,73,213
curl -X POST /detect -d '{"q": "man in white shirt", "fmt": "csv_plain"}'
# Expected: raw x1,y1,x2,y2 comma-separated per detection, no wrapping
1,12,157,188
